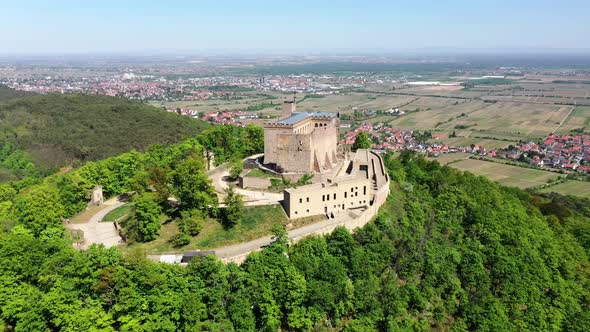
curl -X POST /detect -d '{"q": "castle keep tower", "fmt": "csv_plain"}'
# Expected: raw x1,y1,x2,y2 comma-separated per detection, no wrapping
263,101,340,173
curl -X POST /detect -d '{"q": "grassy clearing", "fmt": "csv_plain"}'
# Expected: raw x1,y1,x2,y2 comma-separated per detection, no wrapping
538,180,590,198
244,168,279,179
102,204,133,222
69,205,108,224
122,204,288,253
449,159,561,189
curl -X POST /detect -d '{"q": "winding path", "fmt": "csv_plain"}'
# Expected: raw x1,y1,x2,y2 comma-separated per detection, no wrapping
213,211,357,263
66,198,125,250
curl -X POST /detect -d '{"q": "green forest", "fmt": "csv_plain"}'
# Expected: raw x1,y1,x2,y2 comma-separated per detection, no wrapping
0,139,589,331
0,85,35,101
0,91,209,181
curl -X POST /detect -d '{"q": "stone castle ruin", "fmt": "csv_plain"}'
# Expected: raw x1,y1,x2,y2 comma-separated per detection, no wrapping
263,101,340,174
243,100,391,220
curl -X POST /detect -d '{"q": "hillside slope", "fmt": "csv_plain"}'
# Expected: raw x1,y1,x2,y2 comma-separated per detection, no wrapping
0,93,208,178
0,150,588,331
0,85,35,100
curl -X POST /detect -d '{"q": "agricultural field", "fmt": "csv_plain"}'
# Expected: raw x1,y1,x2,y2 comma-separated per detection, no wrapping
394,85,487,98
295,93,367,113
150,90,286,113
151,77,590,144
437,102,572,137
479,81,590,106
431,137,515,149
398,96,462,112
538,180,590,198
554,106,590,134
388,100,488,130
352,94,416,111
427,152,471,165
449,159,561,189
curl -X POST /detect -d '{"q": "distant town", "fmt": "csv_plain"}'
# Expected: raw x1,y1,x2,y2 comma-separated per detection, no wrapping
2,55,589,180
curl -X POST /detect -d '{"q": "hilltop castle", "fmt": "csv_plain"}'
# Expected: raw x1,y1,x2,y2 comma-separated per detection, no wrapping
256,100,390,219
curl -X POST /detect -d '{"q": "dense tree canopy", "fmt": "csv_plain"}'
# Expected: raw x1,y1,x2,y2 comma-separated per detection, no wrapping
198,124,263,167
352,131,372,151
170,155,218,212
222,185,244,228
0,85,35,100
0,148,588,331
0,93,209,180
126,193,163,242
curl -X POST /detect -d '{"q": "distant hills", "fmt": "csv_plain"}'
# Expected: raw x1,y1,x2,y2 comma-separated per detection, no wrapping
0,88,208,180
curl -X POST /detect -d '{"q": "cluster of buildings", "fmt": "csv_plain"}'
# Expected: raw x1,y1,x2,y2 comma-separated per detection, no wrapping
200,111,263,126
341,123,590,175
501,134,590,173
343,123,422,152
1,66,367,101
258,75,364,93
165,107,268,126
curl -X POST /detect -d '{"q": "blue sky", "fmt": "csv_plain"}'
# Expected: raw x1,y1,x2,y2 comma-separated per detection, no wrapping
2,0,589,54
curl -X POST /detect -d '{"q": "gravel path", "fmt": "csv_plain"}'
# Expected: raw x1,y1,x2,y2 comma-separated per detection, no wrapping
210,167,283,205
67,198,125,249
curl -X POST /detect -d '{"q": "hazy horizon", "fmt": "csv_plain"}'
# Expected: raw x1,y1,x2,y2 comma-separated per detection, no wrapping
2,0,589,55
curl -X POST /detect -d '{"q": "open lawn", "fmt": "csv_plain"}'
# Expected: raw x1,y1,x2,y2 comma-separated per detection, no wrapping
450,159,561,188
121,204,288,253
538,180,590,198
102,204,133,222
69,205,108,224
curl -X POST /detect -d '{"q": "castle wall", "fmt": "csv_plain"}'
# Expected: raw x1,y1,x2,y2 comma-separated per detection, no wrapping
282,149,389,220
283,178,372,219
310,118,339,171
263,126,313,173
220,175,391,265
263,116,339,174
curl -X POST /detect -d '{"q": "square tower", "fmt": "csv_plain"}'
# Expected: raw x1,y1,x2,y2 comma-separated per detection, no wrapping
263,101,339,173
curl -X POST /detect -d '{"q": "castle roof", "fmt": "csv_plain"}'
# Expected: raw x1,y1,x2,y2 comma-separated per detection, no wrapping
268,111,337,126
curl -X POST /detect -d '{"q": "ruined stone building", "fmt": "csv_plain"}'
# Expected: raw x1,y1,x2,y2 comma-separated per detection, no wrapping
256,100,390,219
283,149,389,219
263,101,339,173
